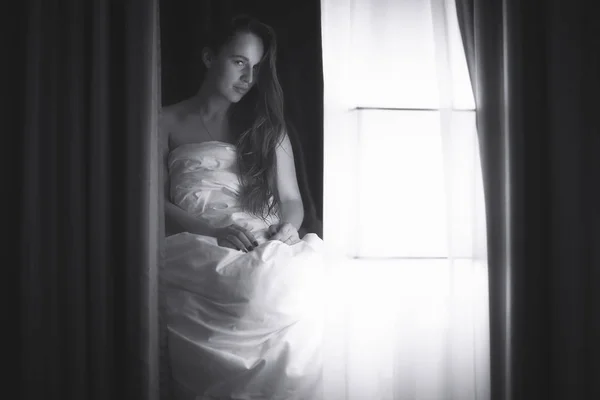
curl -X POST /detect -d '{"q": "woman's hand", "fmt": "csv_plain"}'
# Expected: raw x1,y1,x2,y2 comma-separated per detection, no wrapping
215,224,259,252
268,222,301,245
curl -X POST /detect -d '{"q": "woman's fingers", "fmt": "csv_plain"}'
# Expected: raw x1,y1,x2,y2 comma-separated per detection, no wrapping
270,223,300,245
225,234,247,252
269,225,285,241
219,224,259,252
219,238,238,250
284,231,301,245
221,223,301,250
233,225,259,249
288,232,301,245
232,230,252,251
282,235,300,245
267,224,279,238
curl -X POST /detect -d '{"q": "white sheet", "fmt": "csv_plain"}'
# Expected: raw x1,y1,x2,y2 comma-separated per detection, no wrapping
162,142,326,399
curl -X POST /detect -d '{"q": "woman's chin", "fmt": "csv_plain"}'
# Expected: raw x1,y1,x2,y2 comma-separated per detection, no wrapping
229,93,245,103
228,87,251,102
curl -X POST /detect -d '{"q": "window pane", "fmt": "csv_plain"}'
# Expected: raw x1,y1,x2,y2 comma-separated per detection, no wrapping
439,110,484,259
355,110,448,257
354,109,479,258
351,0,440,108
349,0,474,109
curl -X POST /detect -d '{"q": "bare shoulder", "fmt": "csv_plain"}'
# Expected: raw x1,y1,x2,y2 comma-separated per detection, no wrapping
159,100,192,146
159,100,187,131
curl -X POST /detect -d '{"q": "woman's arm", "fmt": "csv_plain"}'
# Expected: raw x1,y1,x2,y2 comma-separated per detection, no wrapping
165,202,219,237
159,108,257,251
160,108,218,237
274,133,304,231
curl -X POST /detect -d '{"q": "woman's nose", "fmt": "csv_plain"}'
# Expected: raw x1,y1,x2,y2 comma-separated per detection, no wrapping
241,67,254,84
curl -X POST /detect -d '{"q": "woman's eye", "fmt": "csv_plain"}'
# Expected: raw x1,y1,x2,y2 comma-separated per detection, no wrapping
235,60,245,67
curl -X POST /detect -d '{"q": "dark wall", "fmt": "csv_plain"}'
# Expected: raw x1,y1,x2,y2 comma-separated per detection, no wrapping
159,0,324,221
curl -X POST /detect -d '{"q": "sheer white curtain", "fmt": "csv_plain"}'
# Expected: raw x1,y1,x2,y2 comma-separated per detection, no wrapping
320,0,490,399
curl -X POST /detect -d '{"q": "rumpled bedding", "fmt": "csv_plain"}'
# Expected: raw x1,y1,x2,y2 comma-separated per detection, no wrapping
161,142,326,399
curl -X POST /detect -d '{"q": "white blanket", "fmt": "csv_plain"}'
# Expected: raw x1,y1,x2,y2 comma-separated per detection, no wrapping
162,142,326,399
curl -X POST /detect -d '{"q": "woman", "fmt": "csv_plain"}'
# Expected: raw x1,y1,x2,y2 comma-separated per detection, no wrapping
160,15,325,400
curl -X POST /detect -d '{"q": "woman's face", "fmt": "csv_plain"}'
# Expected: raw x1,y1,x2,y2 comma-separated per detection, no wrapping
205,31,265,103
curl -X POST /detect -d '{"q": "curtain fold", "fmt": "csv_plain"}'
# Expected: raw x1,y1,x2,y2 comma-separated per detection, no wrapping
19,0,160,399
455,1,600,399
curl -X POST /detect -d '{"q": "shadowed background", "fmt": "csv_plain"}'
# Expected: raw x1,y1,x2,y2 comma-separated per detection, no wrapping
160,0,324,234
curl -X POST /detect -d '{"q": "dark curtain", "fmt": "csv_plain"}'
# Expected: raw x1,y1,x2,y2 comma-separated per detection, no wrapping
17,0,161,399
159,0,324,238
455,0,600,399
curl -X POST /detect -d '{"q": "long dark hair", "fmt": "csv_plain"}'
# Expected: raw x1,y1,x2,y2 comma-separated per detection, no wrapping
204,15,286,220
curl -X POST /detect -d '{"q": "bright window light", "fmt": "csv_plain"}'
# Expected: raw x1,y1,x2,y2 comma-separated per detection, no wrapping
354,109,480,259
322,0,480,259
320,1,490,397
349,0,475,110
354,109,448,258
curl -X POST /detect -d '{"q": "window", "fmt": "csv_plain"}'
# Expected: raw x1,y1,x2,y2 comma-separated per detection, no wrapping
320,4,490,397
322,0,484,261
354,108,479,259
